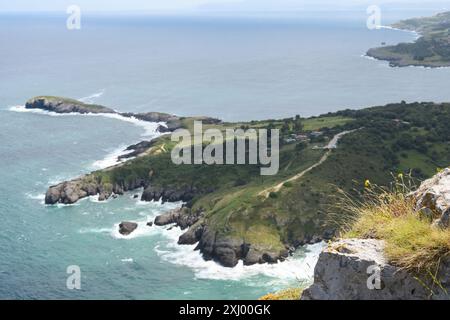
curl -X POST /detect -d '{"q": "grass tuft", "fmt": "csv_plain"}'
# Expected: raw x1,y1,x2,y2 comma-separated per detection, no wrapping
335,175,450,275
259,288,303,300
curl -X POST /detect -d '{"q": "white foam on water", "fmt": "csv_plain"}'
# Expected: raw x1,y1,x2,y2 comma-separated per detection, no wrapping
10,105,164,176
79,227,113,234
111,220,157,240
79,89,105,103
9,105,163,139
25,192,45,205
25,192,45,200
153,223,325,286
121,258,134,263
91,145,135,170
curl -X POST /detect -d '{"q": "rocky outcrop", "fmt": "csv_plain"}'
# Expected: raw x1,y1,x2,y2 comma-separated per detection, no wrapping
121,112,183,131
119,222,138,236
45,176,146,205
194,228,289,267
153,207,289,267
412,168,450,228
301,239,450,300
154,207,203,230
26,96,115,114
26,96,187,132
118,140,157,161
141,185,199,204
45,179,107,205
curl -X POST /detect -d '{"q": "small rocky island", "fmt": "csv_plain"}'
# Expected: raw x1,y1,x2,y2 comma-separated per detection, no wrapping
26,96,184,132
367,11,450,67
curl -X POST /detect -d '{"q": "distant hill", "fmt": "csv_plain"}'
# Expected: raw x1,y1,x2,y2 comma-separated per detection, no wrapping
367,12,450,67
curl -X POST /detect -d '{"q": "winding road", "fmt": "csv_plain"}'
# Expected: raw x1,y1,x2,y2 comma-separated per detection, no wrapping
259,130,356,198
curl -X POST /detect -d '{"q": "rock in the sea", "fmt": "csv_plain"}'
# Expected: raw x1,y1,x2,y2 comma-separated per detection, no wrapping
146,221,153,227
178,223,205,245
154,207,202,229
26,96,115,114
301,239,450,300
119,222,138,236
412,168,450,228
156,124,171,133
45,180,97,205
154,208,182,226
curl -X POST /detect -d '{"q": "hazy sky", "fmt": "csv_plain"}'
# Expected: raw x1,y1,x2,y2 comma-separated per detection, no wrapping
0,0,448,12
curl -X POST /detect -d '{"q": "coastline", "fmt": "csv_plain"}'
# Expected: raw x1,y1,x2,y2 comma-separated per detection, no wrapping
11,99,325,284
366,15,450,68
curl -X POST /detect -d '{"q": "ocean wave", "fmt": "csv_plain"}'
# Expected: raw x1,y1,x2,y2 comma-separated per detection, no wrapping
25,192,45,205
10,104,164,172
154,224,324,286
79,227,114,234
25,192,45,200
79,89,105,103
9,105,162,138
111,220,157,240
91,145,134,170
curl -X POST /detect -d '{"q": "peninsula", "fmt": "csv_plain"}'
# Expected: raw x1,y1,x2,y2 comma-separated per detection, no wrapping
367,11,450,67
30,96,450,268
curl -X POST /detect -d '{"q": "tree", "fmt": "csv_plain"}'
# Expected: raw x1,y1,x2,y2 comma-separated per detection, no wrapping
294,115,303,132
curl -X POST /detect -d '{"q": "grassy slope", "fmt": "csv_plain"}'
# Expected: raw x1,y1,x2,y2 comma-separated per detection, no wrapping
86,102,450,253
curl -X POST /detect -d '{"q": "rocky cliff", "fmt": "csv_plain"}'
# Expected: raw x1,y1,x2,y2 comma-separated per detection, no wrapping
302,169,450,300
301,239,450,300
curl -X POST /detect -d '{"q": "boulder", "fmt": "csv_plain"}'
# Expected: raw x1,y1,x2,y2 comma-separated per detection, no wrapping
301,239,450,300
119,222,138,236
412,168,450,228
154,208,182,226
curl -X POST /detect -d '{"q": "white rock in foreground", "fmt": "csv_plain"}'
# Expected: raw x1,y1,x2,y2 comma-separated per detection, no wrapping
301,239,450,300
412,168,450,228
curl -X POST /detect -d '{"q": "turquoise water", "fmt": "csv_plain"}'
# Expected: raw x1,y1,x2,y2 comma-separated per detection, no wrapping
2,10,450,299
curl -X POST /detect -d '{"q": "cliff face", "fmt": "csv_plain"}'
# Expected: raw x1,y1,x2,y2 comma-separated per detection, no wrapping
301,239,449,300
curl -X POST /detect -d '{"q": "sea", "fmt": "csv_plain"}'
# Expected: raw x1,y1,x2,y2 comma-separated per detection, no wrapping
1,8,450,299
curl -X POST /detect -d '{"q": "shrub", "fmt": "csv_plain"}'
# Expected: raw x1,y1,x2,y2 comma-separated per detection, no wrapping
335,178,450,276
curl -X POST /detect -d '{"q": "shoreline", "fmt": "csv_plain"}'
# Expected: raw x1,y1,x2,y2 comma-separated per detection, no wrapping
366,13,450,68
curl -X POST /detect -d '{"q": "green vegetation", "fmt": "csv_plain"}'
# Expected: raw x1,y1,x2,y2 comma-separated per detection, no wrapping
84,101,450,258
259,288,303,300
367,12,450,67
339,179,450,278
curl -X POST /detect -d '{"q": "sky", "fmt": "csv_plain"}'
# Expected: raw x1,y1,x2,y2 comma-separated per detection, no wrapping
0,0,448,13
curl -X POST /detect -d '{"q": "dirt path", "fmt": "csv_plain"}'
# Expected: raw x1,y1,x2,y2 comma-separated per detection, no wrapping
259,130,355,198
